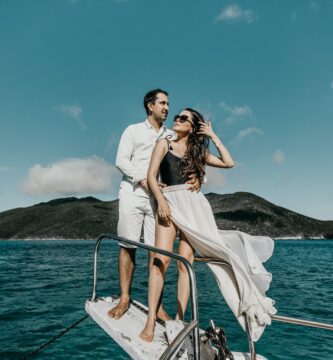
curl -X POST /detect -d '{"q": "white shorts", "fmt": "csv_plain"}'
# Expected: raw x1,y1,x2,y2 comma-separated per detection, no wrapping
117,189,157,249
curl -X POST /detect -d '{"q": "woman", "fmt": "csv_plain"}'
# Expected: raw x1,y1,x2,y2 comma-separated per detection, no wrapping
139,108,276,342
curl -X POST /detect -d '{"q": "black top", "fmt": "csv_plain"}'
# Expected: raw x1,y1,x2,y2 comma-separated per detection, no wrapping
159,149,187,186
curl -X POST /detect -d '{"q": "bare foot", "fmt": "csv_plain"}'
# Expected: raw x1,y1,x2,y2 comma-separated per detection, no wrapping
139,318,156,342
107,299,129,320
157,307,171,321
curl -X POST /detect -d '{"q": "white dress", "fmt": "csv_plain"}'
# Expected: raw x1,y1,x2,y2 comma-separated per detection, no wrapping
161,184,277,342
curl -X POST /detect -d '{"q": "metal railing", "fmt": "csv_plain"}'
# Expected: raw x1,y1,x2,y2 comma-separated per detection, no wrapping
90,235,333,360
271,314,333,331
195,256,257,360
90,233,200,360
194,256,333,358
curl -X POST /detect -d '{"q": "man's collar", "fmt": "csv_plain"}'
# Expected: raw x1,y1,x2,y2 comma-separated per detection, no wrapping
144,118,166,132
144,119,153,129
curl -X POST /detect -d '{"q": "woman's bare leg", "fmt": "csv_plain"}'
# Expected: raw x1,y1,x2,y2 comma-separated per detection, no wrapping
176,232,195,321
148,252,171,321
139,218,177,342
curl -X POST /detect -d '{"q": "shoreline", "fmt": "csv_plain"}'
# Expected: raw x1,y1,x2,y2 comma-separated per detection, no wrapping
1,236,332,241
273,236,326,240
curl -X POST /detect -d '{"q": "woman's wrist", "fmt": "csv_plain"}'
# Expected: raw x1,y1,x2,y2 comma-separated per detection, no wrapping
211,135,222,146
157,196,166,204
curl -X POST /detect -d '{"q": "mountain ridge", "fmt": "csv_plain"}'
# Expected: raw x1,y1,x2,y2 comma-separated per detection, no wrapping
0,192,332,240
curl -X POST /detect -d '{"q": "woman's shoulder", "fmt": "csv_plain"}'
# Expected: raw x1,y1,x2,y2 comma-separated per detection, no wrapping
156,137,171,148
154,138,170,154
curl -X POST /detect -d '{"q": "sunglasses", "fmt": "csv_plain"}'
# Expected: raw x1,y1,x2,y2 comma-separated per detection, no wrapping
173,114,193,125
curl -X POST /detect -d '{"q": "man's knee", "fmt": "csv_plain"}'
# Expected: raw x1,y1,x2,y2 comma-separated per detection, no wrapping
120,246,136,264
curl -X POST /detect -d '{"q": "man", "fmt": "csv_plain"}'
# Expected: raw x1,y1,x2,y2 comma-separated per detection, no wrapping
108,89,199,320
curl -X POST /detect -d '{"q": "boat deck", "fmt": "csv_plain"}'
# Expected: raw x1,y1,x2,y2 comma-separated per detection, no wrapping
85,296,267,360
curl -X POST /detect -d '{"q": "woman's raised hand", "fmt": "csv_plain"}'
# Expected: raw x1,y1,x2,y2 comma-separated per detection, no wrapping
197,121,216,138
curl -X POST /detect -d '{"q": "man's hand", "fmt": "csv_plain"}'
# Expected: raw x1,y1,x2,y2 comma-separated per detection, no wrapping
139,178,150,193
158,181,167,190
187,173,201,192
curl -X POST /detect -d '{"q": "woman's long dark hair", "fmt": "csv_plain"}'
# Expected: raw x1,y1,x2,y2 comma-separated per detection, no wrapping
181,108,209,184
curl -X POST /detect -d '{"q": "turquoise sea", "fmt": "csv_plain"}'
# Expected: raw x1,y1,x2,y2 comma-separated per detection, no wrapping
0,239,332,360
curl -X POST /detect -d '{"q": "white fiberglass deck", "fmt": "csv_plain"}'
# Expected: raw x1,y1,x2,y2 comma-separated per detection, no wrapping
85,296,267,360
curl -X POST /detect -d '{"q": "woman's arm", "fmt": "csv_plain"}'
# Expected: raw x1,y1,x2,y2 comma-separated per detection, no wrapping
147,139,171,222
197,122,234,168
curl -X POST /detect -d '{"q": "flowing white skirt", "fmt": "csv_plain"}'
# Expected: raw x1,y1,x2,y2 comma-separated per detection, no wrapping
162,185,277,342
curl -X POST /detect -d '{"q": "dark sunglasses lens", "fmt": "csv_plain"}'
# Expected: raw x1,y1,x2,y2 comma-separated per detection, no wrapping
173,114,191,124
179,115,188,122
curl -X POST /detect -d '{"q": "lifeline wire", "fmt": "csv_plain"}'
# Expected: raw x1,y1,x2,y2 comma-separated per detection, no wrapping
21,314,89,359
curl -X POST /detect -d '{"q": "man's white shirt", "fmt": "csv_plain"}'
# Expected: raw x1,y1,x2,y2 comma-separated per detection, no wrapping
116,119,175,198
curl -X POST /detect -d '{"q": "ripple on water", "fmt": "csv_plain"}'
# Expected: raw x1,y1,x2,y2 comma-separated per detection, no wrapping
0,239,332,360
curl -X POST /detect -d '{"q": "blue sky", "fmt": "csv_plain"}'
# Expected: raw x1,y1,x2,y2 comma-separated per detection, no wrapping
0,0,332,220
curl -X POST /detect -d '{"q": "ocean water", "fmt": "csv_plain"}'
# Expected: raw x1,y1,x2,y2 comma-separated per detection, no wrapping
0,239,332,360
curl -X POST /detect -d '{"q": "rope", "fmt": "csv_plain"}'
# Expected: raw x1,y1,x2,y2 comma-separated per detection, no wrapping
21,314,89,360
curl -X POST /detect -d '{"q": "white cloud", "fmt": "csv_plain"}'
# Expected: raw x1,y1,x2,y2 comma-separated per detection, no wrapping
219,101,252,124
54,104,86,130
215,4,257,24
330,80,333,89
202,166,227,192
22,157,120,196
0,166,10,171
195,102,215,121
231,127,264,145
273,150,285,164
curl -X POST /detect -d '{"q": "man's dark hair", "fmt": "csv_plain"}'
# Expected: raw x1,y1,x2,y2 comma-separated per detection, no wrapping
143,89,168,115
